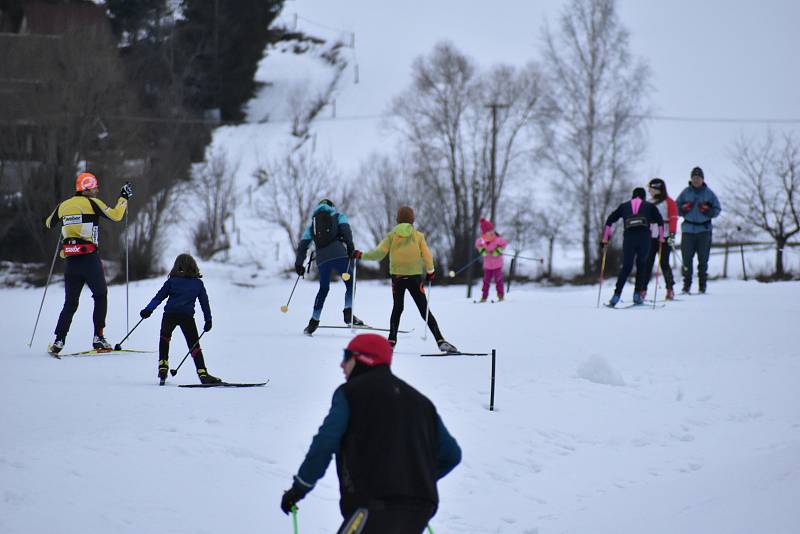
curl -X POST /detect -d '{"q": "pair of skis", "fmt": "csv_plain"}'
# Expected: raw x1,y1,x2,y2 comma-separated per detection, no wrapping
47,347,153,359
178,380,269,388
420,351,488,357
604,302,666,309
316,325,413,334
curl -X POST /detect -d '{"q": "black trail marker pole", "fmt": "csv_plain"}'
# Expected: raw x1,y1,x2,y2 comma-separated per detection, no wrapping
489,348,496,411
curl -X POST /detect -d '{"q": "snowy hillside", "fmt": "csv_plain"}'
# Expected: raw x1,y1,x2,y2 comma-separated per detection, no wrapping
2,273,799,533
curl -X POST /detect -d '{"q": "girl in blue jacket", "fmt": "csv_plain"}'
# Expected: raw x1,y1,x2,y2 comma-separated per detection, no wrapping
140,254,220,385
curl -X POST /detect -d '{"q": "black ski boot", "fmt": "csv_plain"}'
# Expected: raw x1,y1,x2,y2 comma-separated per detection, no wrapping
343,308,365,326
197,368,222,385
93,334,112,351
304,318,320,336
49,338,65,355
437,340,458,353
158,359,169,386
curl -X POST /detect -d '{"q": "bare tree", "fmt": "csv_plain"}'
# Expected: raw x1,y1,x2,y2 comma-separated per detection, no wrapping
191,150,238,259
539,0,651,275
730,132,800,277
254,148,341,252
390,41,549,270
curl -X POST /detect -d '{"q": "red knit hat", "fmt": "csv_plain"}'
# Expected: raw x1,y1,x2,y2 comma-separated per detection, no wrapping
344,333,393,367
480,217,494,234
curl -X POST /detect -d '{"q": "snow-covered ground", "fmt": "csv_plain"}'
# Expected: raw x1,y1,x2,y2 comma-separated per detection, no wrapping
2,271,798,533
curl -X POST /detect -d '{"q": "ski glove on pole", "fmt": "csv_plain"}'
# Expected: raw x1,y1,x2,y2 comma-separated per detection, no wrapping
294,263,305,276
352,250,363,259
281,482,310,514
426,271,435,282
120,182,134,200
667,233,675,247
140,308,152,319
203,320,212,332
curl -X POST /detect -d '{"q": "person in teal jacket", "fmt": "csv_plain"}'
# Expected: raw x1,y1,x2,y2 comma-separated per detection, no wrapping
675,167,722,294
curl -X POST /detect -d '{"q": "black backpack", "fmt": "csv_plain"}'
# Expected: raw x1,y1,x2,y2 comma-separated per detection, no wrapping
312,210,338,248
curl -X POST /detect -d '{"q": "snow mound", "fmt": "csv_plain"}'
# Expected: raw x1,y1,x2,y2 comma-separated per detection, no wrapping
576,355,626,386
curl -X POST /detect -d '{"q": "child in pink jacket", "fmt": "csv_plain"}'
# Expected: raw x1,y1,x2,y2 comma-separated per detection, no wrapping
475,218,508,302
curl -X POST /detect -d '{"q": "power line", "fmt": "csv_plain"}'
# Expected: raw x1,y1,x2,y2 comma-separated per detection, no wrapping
5,111,794,128
635,114,800,124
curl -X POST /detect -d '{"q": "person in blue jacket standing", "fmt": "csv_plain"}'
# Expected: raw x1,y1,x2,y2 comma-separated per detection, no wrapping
675,167,722,294
295,199,363,335
280,333,462,534
140,253,219,385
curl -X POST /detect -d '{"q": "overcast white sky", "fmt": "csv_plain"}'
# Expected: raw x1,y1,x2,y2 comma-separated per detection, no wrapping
287,0,800,198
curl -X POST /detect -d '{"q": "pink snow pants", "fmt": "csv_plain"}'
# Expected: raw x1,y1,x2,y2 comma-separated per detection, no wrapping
482,267,504,299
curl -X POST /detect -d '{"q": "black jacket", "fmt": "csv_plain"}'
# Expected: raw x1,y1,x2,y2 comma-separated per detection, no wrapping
335,365,457,517
605,198,664,238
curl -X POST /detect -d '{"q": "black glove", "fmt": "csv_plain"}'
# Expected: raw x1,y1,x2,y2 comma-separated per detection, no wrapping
280,482,310,515
426,271,435,282
120,182,134,200
140,308,152,319
666,233,675,247
203,320,212,332
347,244,355,258
599,241,607,250
295,263,306,276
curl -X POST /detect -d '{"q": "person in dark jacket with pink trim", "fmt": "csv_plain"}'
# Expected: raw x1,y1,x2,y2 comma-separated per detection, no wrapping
601,188,665,307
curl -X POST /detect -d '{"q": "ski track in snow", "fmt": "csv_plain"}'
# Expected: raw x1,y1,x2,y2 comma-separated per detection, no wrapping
1,275,799,533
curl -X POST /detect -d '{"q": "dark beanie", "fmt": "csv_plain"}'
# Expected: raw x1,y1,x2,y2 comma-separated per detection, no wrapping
396,206,415,224
691,166,704,178
632,187,646,200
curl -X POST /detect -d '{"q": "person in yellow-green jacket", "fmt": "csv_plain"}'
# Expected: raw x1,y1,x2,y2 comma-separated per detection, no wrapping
44,172,133,354
354,206,458,353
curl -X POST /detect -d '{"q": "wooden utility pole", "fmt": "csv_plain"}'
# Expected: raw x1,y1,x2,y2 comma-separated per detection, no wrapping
486,103,508,222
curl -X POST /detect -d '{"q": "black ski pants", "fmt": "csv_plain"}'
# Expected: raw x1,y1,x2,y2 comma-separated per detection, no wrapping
390,275,443,343
614,231,651,296
337,503,435,534
681,231,712,290
55,252,107,340
159,313,206,370
643,238,674,291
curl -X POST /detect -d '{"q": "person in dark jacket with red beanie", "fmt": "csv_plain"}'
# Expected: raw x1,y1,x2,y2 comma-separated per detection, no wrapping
280,333,462,534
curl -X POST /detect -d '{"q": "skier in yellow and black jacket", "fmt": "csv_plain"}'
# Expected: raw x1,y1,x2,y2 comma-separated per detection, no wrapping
44,172,133,354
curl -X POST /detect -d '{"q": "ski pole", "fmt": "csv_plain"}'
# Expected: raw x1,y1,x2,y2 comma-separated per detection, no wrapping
281,254,313,313
28,233,61,348
501,252,544,263
113,316,145,351
170,331,207,377
281,275,301,313
653,241,663,310
422,278,432,341
427,524,435,534
596,245,608,308
349,258,358,332
447,255,481,278
291,505,299,534
342,256,352,281
125,210,130,333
